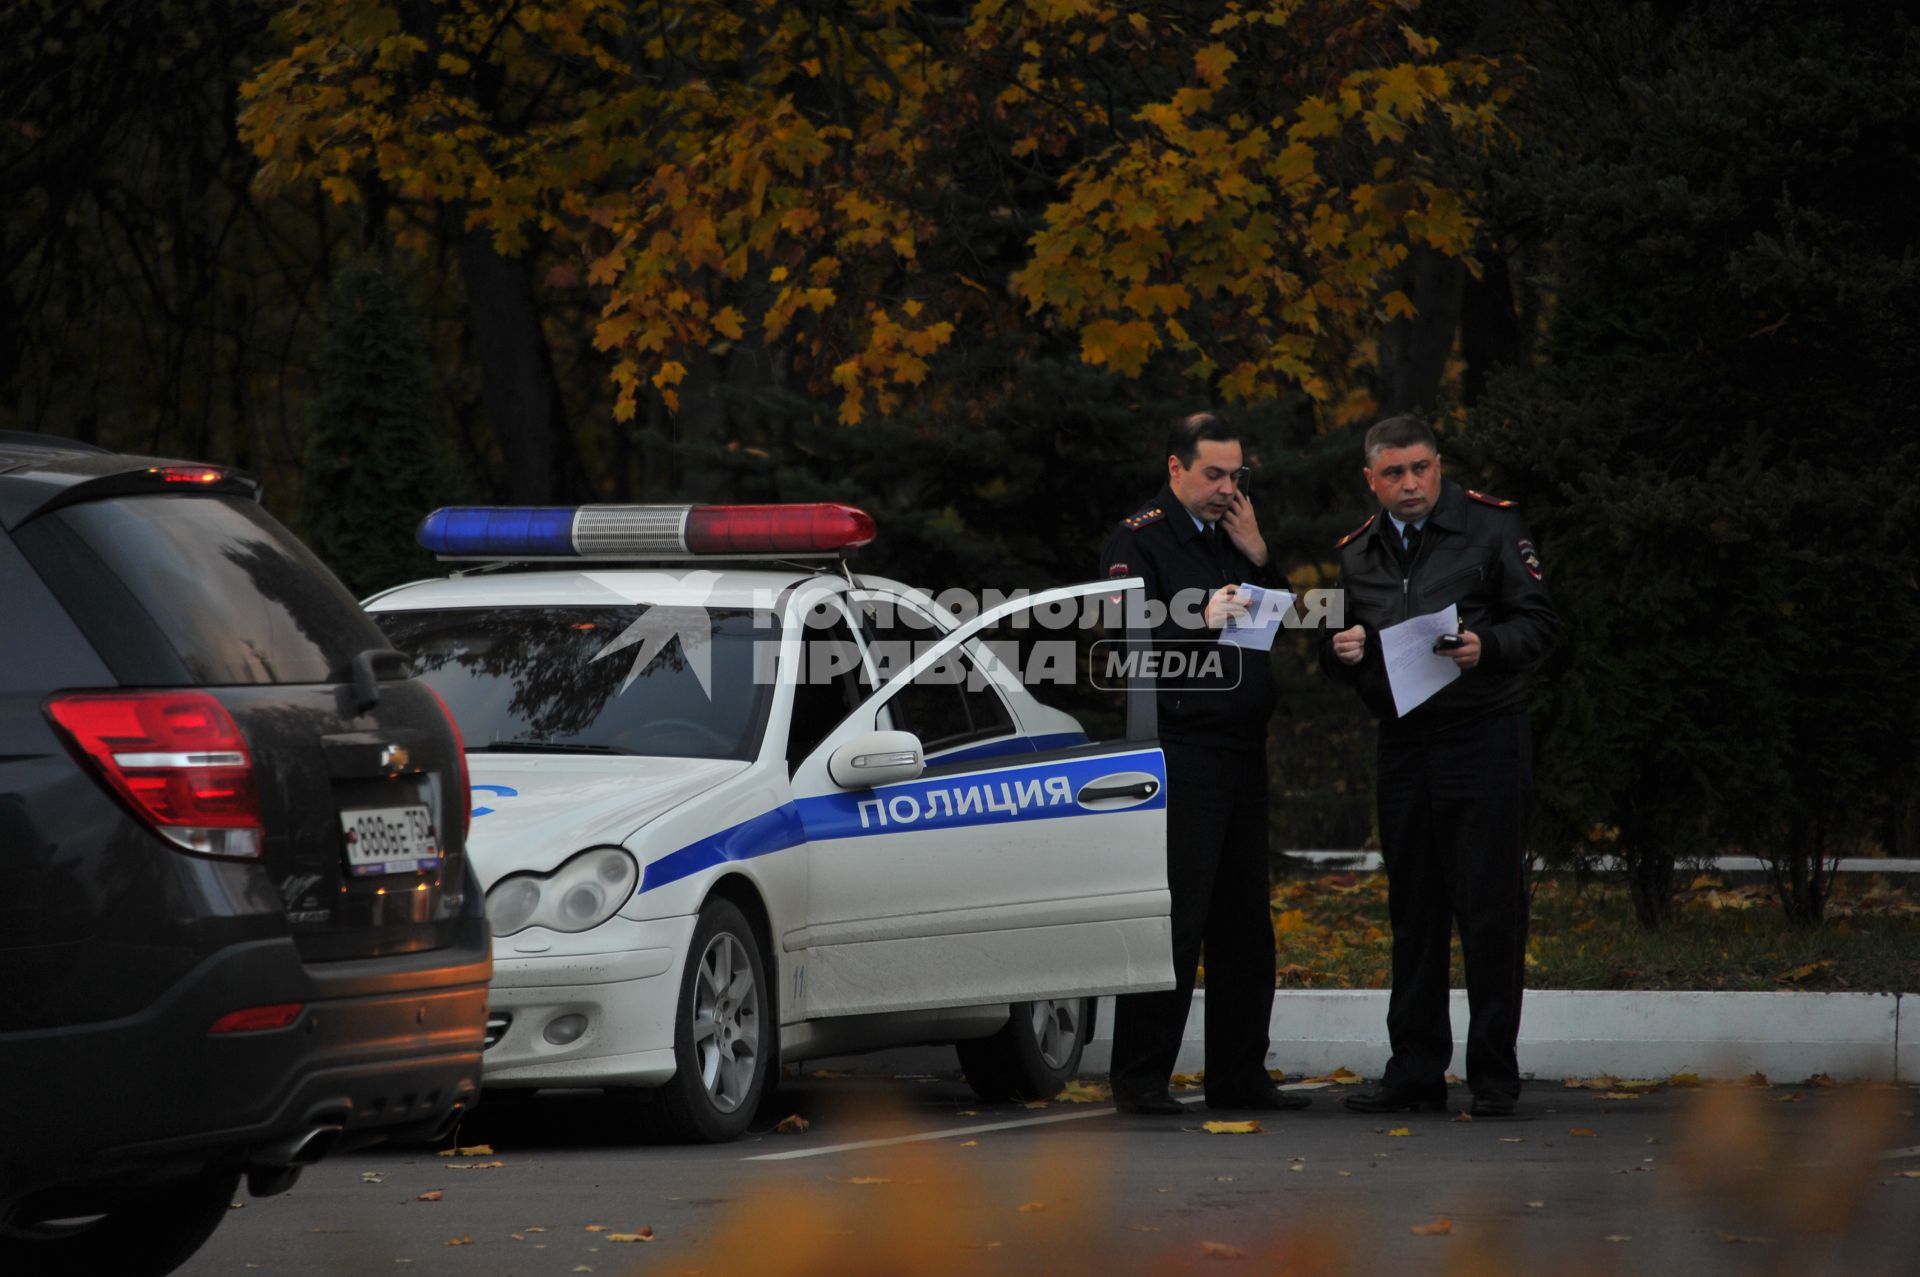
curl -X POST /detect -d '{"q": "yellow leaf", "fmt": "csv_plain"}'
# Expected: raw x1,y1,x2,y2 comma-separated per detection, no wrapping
1055,1080,1110,1104
1409,1217,1452,1236
959,1140,978,1147
584,1224,607,1232
1202,1120,1262,1134
446,1235,473,1246
1382,290,1418,320
847,1177,892,1185
712,307,746,340
774,1113,811,1133
1194,43,1237,87
416,1190,443,1201
438,1145,493,1157
607,1228,655,1243
1569,1127,1598,1138
1668,1073,1703,1087
1387,1127,1413,1137
1199,1240,1246,1258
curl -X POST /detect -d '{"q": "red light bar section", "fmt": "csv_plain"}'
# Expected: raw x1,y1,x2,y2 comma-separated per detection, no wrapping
684,503,876,555
209,1003,305,1034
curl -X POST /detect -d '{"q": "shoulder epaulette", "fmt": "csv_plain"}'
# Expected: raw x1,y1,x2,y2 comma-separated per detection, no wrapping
1121,506,1166,531
1336,512,1377,549
1466,489,1515,509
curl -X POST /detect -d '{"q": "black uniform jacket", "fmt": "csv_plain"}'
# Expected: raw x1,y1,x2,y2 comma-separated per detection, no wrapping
1317,478,1559,727
1099,484,1280,751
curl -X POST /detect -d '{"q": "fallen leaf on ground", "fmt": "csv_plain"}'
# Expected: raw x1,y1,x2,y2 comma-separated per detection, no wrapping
1387,1127,1414,1137
572,1268,592,1274
1668,1072,1703,1086
1199,1241,1246,1258
1445,1073,1463,1084
445,1161,505,1170
228,1201,245,1209
1604,1235,1631,1243
1616,1079,1660,1090
1805,1073,1836,1088
847,1177,892,1185
1526,1201,1544,1208
439,1144,494,1157
1017,1201,1047,1213
1023,1101,1050,1110
1409,1217,1452,1236
446,1236,473,1246
360,1172,384,1183
1743,1072,1769,1087
1600,1092,1642,1101
1453,1110,1473,1122
1569,1127,1598,1138
1500,1137,1526,1144
1779,959,1834,983
1338,1171,1353,1177
1202,1120,1262,1134
1774,1093,1805,1104
416,1191,443,1202
959,1140,978,1147
1171,1072,1205,1089
584,1225,607,1232
524,1226,546,1233
774,1114,811,1134
958,1110,979,1117
1056,1080,1110,1103
608,1228,655,1243
1718,1232,1773,1244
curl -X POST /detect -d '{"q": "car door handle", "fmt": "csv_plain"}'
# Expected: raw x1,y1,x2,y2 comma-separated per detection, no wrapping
1077,780,1160,803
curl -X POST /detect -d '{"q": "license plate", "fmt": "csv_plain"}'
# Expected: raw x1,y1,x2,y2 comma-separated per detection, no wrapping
341,806,441,876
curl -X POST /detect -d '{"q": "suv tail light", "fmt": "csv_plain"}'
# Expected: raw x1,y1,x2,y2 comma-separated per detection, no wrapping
46,691,265,860
424,685,471,840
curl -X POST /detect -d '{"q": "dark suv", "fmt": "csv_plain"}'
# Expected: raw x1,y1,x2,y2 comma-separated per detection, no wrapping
0,434,490,1276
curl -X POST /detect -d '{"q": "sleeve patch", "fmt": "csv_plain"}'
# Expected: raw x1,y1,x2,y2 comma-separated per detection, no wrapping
1518,539,1543,580
1467,489,1515,509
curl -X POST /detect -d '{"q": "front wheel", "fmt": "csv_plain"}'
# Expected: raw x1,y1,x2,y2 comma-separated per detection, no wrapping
956,997,1090,1102
0,1170,241,1277
644,898,771,1143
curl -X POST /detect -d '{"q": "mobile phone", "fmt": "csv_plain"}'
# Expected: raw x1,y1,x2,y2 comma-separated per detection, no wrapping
1433,633,1464,652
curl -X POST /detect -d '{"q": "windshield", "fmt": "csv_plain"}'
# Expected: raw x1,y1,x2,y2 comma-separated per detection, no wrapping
376,606,777,762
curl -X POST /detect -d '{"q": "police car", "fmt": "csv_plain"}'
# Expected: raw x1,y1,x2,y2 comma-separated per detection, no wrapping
364,502,1173,1141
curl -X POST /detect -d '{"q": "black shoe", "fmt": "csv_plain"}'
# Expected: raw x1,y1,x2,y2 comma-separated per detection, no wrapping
1114,1090,1187,1116
1211,1085,1311,1112
1342,1084,1448,1114
1469,1094,1518,1118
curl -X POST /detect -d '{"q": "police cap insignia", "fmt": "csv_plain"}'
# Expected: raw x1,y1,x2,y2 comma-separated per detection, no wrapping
1336,512,1378,548
1518,539,1543,581
1467,489,1515,509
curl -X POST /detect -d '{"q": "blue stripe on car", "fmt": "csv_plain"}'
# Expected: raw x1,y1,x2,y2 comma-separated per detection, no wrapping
636,748,1164,894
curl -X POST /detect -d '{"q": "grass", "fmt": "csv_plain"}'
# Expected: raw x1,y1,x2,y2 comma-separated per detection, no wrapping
1263,871,1920,992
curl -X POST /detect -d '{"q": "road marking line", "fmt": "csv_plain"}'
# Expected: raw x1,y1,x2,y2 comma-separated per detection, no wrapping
743,1083,1329,1162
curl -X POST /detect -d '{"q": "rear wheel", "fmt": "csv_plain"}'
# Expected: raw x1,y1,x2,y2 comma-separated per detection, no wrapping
0,1170,241,1277
643,898,770,1142
956,998,1089,1102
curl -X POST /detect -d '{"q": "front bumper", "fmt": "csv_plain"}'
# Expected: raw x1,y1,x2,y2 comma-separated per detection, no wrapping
480,914,697,1089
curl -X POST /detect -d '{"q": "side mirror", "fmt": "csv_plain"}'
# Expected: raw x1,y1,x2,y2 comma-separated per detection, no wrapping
828,730,925,789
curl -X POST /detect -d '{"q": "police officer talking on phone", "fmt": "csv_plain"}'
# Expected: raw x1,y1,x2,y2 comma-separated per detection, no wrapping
1098,412,1307,1115
1320,415,1559,1118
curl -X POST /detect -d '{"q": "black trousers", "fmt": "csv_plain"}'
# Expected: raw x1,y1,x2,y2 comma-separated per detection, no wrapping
1110,742,1275,1104
1376,712,1533,1101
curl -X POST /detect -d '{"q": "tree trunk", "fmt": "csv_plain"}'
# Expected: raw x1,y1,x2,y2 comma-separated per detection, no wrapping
1373,245,1464,417
456,228,581,503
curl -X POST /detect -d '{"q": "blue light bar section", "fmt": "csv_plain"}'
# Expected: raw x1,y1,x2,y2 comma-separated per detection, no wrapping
417,506,578,557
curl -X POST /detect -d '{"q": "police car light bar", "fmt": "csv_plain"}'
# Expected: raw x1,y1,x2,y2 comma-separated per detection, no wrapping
416,503,877,560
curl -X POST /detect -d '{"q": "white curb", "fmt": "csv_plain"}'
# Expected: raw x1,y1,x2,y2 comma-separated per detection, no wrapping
1080,989,1919,1083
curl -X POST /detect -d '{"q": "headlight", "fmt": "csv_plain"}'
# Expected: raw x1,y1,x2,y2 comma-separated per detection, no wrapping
485,847,639,937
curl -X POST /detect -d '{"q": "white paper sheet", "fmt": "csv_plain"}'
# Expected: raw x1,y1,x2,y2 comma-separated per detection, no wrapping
1219,583,1295,652
1379,604,1461,717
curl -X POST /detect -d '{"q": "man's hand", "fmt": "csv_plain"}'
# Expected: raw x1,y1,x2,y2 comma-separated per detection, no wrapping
1204,584,1250,629
1219,491,1267,566
1442,629,1482,669
1331,623,1367,666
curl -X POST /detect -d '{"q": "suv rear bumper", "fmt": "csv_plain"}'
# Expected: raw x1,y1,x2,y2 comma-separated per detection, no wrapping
0,928,490,1210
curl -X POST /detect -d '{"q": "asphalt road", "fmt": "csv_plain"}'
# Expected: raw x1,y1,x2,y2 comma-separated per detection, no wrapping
188,1059,1920,1276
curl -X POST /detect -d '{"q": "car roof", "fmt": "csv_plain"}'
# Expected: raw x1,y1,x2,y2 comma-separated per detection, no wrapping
364,567,935,616
0,433,259,530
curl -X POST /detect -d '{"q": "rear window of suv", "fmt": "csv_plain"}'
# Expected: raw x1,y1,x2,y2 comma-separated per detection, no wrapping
17,495,385,685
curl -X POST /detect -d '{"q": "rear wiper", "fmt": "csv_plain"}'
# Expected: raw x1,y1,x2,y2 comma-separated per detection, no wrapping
469,740,633,755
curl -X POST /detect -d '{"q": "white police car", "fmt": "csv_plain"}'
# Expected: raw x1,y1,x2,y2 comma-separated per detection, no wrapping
364,503,1173,1141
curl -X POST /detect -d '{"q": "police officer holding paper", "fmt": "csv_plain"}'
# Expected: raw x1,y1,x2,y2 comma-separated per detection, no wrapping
1098,412,1307,1116
1320,415,1559,1118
